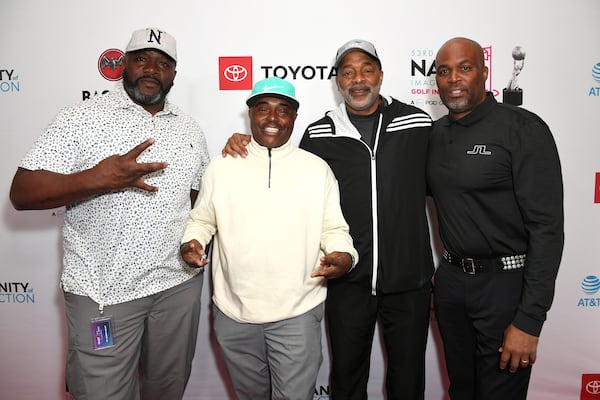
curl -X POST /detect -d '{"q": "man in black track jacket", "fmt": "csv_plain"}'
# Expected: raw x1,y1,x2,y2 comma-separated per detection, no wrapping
299,40,434,400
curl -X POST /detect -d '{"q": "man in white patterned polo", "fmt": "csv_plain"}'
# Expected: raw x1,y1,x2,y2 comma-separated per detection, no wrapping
9,27,210,400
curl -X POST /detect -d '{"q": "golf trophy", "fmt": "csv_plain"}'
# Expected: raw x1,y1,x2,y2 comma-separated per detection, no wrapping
503,46,525,105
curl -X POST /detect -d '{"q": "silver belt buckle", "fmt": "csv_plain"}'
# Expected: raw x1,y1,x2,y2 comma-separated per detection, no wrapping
461,258,477,274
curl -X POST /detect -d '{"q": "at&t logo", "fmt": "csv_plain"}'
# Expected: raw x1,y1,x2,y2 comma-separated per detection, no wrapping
589,62,600,96
577,275,600,307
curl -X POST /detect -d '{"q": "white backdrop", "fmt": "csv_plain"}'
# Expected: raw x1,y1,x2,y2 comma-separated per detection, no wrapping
2,1,600,399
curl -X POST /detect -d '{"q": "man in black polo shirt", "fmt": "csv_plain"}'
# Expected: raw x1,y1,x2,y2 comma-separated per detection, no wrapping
427,37,564,400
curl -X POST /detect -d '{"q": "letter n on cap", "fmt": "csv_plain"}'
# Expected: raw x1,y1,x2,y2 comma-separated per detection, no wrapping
148,29,163,44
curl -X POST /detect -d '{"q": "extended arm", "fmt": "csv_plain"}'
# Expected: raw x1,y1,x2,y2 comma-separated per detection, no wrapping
10,138,168,210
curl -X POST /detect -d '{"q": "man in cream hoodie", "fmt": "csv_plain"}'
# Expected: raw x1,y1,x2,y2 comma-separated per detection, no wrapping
180,77,358,400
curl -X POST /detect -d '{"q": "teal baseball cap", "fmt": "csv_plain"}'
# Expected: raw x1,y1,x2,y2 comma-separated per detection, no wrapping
246,77,299,110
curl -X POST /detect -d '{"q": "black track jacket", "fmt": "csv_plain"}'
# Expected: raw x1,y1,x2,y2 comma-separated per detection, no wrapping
300,96,434,295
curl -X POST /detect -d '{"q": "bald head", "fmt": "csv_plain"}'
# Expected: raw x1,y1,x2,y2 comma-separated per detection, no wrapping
436,37,485,68
434,37,489,120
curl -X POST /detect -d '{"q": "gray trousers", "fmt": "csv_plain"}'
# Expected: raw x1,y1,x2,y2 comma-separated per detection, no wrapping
64,273,203,400
213,303,324,400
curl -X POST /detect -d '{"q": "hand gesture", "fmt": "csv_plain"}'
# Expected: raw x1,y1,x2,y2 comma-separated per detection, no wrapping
180,239,210,268
94,138,168,192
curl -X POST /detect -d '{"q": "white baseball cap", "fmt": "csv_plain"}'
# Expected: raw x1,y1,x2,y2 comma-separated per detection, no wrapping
126,27,177,62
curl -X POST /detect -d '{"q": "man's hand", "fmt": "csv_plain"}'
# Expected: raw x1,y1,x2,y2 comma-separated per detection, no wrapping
311,251,353,279
498,323,539,373
94,138,168,192
179,239,210,268
221,133,251,158
9,138,168,210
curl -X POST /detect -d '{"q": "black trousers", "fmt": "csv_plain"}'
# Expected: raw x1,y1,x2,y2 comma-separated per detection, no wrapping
325,281,432,400
433,262,532,400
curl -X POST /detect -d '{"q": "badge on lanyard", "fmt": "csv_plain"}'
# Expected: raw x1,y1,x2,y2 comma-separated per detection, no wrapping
90,315,115,350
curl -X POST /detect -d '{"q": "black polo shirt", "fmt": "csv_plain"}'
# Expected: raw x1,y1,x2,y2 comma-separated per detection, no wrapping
427,92,564,335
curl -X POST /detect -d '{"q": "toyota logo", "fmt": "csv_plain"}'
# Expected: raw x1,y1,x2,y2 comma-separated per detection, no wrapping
587,380,600,395
223,65,248,82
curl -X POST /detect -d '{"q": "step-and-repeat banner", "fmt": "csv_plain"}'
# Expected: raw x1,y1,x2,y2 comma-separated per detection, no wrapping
2,1,599,399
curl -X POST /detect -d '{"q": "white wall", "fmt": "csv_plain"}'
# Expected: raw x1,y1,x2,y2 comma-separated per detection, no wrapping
2,1,599,399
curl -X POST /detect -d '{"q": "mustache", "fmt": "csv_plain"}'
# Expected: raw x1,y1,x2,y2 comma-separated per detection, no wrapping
135,75,163,88
349,84,371,91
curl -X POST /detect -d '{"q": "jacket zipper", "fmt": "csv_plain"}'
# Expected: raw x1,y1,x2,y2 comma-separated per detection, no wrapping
268,148,272,188
370,115,383,295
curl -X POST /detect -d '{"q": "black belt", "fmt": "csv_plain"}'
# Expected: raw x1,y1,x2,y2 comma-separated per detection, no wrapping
442,250,526,275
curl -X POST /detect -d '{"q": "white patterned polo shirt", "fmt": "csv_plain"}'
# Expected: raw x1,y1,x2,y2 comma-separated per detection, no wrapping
20,87,210,306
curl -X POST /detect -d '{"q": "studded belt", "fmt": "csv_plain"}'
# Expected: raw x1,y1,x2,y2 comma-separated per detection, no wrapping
442,250,526,275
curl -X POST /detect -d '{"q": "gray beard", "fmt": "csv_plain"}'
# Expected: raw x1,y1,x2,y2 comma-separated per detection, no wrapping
122,72,171,106
444,98,468,114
